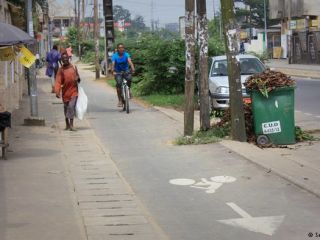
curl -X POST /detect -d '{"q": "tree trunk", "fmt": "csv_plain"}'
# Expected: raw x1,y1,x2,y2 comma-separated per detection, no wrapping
184,0,196,136
197,0,210,131
220,0,247,142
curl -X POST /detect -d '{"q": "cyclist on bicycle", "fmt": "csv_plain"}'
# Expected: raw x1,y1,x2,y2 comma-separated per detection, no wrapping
112,43,135,107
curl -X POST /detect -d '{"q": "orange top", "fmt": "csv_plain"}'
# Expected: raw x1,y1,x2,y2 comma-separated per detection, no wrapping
55,65,78,102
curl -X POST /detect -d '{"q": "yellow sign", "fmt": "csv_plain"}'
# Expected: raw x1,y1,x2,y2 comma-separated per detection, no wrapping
273,47,282,59
311,20,319,27
0,47,15,61
296,19,306,30
18,46,36,68
240,31,248,40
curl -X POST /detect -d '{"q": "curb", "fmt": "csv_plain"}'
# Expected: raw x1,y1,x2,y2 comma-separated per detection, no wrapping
269,67,320,79
220,140,320,199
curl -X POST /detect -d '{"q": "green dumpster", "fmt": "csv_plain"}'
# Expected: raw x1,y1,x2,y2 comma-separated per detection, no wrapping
251,87,295,146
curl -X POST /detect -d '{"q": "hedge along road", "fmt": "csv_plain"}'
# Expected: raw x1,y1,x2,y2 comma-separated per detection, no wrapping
80,76,320,240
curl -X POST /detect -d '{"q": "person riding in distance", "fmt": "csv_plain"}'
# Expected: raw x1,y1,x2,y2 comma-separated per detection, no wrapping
54,52,80,131
111,43,135,107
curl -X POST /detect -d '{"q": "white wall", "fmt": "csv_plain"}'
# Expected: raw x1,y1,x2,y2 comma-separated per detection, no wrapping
244,33,265,54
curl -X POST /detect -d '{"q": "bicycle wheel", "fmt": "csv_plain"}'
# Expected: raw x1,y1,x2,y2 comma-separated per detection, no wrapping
124,85,129,113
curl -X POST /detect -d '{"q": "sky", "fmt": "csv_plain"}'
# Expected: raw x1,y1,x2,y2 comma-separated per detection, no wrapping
55,0,222,27
112,0,221,27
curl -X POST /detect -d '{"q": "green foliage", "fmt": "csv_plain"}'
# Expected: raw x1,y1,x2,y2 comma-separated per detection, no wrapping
113,5,131,22
208,37,225,57
174,126,229,145
139,94,185,108
295,126,317,142
208,19,225,56
120,34,185,95
235,0,279,29
247,50,270,63
65,26,80,52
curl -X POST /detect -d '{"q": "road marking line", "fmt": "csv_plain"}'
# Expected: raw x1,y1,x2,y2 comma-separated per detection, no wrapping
226,202,252,218
218,202,285,236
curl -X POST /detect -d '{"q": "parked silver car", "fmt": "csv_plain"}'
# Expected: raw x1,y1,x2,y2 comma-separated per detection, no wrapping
209,54,266,112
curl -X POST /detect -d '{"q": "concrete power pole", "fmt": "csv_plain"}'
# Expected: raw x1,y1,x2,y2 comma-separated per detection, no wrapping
26,0,38,117
103,0,115,77
288,0,292,64
197,0,210,131
220,0,247,142
77,0,81,59
184,0,196,136
94,0,100,79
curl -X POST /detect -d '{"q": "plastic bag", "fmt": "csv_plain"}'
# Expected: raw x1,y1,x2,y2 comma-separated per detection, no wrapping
76,86,88,120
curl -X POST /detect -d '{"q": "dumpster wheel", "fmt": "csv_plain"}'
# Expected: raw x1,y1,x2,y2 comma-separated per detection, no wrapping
256,135,271,147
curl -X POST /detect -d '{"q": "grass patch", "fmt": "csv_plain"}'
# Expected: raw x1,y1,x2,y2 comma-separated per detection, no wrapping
105,78,184,109
174,126,229,145
139,94,184,109
106,78,117,88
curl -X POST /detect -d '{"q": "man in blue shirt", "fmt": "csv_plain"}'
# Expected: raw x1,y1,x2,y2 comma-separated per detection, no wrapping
112,43,135,107
46,45,61,93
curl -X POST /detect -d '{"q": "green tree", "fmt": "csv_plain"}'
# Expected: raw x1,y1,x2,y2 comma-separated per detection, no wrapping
235,0,278,29
113,5,131,22
208,18,225,56
131,15,146,31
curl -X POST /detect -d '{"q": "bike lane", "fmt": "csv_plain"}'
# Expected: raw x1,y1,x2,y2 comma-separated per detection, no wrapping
81,76,320,240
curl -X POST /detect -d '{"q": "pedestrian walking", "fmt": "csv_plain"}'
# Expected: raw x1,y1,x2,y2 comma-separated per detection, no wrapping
46,45,61,93
54,52,80,131
111,43,135,107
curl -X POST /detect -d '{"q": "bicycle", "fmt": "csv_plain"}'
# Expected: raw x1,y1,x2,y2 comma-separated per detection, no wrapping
121,78,130,113
116,71,131,114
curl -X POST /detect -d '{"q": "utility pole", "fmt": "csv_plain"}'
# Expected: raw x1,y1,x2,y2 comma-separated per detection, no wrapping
184,0,195,136
77,0,81,59
26,0,38,117
197,0,210,130
94,0,100,79
220,0,247,142
263,0,268,51
288,0,292,64
151,0,154,32
74,0,77,25
103,0,115,77
82,0,85,20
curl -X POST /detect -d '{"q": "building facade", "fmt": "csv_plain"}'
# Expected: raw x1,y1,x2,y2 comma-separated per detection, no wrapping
0,0,26,112
269,0,320,64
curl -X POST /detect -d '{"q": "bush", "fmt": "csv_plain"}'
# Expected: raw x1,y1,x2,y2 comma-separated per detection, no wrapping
121,35,186,95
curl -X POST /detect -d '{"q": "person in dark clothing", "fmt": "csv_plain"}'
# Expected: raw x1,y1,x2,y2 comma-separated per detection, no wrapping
46,45,61,92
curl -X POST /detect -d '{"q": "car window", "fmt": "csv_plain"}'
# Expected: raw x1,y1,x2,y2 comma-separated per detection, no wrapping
211,58,265,77
211,60,228,76
240,58,265,74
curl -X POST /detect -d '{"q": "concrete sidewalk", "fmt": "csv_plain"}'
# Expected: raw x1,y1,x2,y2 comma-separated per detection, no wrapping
266,59,320,79
0,69,167,240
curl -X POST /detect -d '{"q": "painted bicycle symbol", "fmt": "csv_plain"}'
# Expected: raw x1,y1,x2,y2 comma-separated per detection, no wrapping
169,176,237,194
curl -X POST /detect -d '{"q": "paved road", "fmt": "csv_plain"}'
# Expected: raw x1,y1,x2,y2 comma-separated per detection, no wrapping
295,78,320,117
83,79,320,240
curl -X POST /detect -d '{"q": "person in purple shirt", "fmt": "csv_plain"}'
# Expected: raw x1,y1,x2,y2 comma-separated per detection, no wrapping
46,45,61,92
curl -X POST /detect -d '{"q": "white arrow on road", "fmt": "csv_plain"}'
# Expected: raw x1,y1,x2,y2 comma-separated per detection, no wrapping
218,202,285,236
